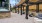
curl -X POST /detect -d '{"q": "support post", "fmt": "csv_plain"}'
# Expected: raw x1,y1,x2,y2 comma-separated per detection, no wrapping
22,5,25,14
26,5,29,19
25,0,29,19
23,5,24,11
36,3,39,13
15,7,17,13
18,6,19,14
20,5,22,15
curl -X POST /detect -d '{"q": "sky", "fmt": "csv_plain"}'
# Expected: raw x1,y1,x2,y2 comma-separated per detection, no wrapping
10,0,20,7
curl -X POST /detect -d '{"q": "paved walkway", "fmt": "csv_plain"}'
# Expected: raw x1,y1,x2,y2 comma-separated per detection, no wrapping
0,12,34,23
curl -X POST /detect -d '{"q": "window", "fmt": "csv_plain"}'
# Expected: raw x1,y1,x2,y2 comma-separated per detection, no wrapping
0,0,9,11
10,0,20,6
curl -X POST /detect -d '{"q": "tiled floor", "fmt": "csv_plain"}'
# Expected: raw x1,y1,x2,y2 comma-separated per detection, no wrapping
0,12,34,23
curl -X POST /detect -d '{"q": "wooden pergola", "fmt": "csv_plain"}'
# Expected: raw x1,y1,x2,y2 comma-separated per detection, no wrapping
15,0,42,19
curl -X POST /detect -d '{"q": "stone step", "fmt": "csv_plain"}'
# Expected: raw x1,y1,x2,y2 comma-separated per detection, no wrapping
0,12,11,19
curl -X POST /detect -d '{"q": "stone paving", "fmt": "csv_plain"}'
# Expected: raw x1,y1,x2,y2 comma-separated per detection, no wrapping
0,12,34,23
